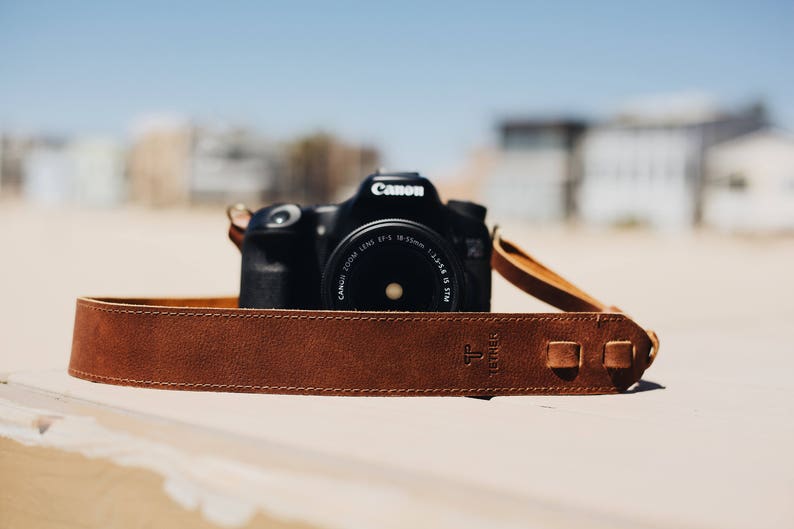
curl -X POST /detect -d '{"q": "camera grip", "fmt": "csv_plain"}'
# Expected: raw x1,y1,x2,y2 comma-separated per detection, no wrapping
239,238,297,309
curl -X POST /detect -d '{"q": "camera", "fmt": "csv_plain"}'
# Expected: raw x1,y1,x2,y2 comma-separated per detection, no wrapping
239,171,492,312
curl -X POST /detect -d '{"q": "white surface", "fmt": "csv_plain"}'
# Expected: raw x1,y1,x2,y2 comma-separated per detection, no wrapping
1,204,793,528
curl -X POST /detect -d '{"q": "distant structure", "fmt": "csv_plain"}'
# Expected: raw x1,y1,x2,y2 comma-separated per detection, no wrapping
128,118,193,207
22,140,72,205
703,129,794,233
8,95,788,235
3,121,380,209
69,138,126,207
127,118,289,207
578,97,766,229
18,137,126,206
287,132,380,204
0,135,35,197
483,119,586,221
126,118,379,207
189,127,284,205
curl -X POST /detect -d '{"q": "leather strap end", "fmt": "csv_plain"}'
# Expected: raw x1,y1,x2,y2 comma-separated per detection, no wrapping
646,329,660,367
491,230,608,313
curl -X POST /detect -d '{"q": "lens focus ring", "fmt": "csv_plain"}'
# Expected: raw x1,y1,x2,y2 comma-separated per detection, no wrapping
321,219,464,312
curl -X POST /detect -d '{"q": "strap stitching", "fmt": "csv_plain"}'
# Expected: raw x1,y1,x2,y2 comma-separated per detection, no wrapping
68,368,616,393
77,301,624,323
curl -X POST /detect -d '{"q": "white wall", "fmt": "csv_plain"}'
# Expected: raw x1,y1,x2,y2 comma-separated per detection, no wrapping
23,146,73,205
189,132,276,203
579,127,697,229
704,131,794,232
70,139,126,207
483,149,570,222
22,139,126,207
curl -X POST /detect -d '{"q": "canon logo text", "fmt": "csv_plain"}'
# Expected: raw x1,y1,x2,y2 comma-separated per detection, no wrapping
371,182,425,197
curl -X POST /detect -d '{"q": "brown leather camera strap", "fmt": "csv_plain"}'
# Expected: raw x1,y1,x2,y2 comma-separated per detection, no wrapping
68,223,658,396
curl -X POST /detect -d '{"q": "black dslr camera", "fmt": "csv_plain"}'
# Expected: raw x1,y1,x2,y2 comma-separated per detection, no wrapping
239,171,492,312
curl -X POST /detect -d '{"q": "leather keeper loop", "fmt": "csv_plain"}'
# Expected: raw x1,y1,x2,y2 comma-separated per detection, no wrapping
547,342,582,369
603,341,635,369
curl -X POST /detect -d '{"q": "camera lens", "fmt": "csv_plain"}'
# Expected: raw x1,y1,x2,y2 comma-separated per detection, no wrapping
321,220,464,312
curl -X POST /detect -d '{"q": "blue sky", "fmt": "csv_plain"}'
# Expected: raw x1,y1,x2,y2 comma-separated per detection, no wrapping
1,0,792,173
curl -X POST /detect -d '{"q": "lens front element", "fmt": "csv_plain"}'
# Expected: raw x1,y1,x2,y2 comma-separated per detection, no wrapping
321,220,464,312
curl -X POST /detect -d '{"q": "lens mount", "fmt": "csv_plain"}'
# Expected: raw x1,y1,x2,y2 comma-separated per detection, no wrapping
321,219,464,312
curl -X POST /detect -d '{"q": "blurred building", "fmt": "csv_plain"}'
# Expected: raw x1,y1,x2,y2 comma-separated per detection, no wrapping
287,133,380,204
18,136,126,207
189,127,284,205
703,129,794,233
70,138,126,207
5,121,381,208
0,135,35,197
128,118,291,207
128,118,193,207
578,98,766,229
483,119,586,221
22,140,72,205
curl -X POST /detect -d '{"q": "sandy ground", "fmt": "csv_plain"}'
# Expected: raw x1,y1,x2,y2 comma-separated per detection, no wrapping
1,200,793,528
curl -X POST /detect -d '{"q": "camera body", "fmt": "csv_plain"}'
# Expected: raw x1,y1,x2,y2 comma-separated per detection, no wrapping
239,171,492,312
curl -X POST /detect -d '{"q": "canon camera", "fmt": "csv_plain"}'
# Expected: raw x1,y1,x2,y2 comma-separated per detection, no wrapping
239,171,492,312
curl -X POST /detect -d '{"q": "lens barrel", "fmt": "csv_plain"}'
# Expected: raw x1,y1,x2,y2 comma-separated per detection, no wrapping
321,220,464,312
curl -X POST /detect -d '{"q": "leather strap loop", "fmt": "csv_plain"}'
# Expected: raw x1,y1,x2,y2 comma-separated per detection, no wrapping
226,203,252,250
492,230,608,313
646,329,660,367
491,230,658,358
